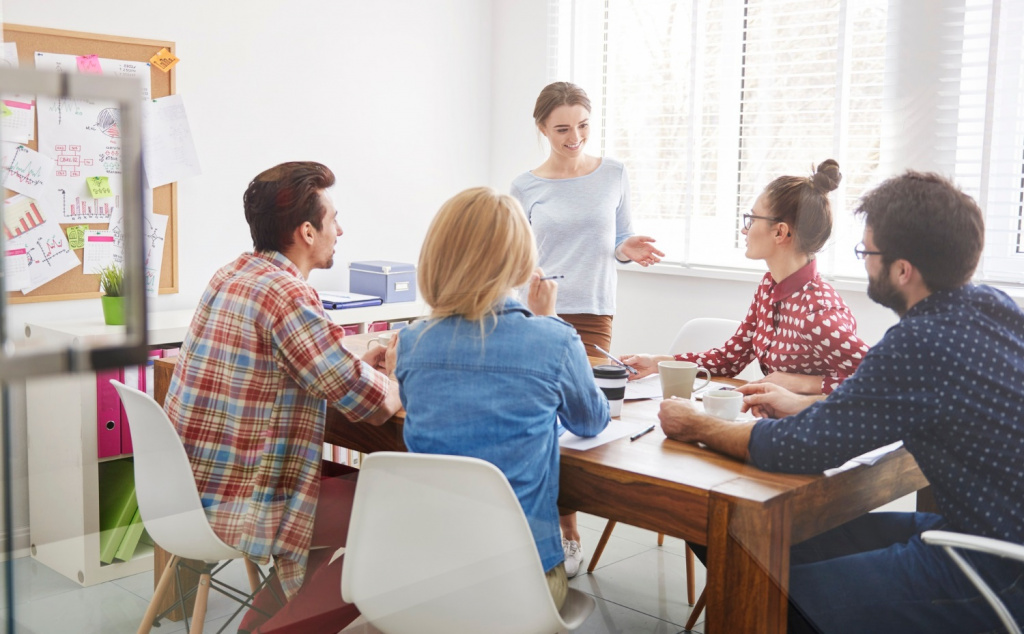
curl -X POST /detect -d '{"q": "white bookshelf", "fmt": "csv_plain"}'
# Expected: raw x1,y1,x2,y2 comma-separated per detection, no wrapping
23,301,425,585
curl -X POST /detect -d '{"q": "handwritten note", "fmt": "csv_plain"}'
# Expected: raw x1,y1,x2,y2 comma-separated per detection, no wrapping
87,176,113,198
2,143,56,202
141,95,202,187
149,48,180,73
66,224,87,249
76,55,103,74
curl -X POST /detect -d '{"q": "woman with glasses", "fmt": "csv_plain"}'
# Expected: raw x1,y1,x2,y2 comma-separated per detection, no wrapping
621,159,870,396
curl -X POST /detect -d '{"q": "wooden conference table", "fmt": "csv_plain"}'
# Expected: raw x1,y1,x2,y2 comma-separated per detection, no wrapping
153,332,930,633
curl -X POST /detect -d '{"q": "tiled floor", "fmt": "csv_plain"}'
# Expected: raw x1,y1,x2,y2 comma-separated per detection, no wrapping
0,512,707,633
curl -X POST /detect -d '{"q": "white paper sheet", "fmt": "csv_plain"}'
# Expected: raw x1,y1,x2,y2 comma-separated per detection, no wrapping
4,245,30,289
5,212,80,293
823,441,904,477
107,190,166,296
141,94,202,187
2,143,55,201
1,96,35,144
83,229,116,273
559,418,653,451
624,374,662,400
34,51,149,222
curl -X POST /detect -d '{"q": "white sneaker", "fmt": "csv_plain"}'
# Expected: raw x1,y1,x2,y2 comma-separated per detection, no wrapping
562,538,584,578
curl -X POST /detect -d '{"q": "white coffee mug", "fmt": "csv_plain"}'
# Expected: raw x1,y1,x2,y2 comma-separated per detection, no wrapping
367,331,395,350
703,389,743,420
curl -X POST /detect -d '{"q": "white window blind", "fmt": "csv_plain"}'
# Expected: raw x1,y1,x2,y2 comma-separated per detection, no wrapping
553,0,1024,286
952,0,1024,285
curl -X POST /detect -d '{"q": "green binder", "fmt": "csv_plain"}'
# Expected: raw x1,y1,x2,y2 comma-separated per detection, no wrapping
113,506,145,562
98,458,137,565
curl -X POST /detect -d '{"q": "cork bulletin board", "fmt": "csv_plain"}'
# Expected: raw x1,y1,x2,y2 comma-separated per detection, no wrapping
2,24,178,304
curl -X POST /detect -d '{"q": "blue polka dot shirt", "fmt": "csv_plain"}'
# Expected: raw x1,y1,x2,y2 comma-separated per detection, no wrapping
749,284,1024,543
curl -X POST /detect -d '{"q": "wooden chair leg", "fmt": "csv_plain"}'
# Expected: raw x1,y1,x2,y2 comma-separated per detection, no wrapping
137,555,180,634
657,532,665,546
244,558,261,593
684,587,706,631
587,520,617,573
189,571,213,634
685,543,696,605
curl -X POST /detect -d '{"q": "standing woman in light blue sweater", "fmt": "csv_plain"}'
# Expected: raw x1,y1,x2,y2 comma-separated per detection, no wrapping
510,81,663,577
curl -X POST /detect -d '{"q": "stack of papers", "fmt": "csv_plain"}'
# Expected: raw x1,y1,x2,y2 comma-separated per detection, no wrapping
320,292,383,310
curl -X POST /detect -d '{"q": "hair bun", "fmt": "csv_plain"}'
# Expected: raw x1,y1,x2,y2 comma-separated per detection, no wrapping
812,159,842,194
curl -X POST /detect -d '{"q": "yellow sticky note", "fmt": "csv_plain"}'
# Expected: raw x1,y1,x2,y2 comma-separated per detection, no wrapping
87,176,114,199
1,104,11,117
150,48,180,73
66,225,88,249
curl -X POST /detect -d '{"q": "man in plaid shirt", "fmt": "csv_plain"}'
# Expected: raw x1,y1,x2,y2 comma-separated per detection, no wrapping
164,161,401,633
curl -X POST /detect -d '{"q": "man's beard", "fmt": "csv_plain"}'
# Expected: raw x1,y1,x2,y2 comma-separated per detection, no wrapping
867,267,908,316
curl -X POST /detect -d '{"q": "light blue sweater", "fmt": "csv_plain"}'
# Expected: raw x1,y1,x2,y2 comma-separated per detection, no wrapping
510,158,634,315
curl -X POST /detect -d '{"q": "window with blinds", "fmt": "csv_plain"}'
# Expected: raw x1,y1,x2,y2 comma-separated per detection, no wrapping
554,0,1024,285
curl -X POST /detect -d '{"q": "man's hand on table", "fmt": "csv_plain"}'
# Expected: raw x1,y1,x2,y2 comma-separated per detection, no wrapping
658,397,754,462
735,383,822,418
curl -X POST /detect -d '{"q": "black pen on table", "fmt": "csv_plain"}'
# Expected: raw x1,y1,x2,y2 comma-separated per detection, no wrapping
630,424,656,441
539,274,564,281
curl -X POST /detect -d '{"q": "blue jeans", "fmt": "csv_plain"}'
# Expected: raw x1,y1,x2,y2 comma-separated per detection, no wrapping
787,512,1024,633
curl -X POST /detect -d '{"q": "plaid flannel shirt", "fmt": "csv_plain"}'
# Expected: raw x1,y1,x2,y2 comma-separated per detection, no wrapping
164,251,389,598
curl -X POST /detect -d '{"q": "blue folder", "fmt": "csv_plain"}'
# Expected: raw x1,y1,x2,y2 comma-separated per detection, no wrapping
320,292,384,310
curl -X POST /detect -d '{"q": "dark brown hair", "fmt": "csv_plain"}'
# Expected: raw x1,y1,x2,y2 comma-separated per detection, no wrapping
855,171,984,291
762,159,842,255
532,82,592,127
242,162,335,253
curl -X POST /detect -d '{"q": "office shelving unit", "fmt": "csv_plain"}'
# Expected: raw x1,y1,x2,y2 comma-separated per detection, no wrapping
23,301,424,585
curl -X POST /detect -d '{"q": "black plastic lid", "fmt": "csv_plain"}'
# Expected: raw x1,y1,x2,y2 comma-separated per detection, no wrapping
593,364,629,379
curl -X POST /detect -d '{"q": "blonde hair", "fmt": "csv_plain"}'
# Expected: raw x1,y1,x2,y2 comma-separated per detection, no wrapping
418,187,537,325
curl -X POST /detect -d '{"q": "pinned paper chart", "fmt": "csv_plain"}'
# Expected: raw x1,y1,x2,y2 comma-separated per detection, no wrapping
2,143,56,202
4,247,30,290
6,216,80,293
3,194,45,240
83,229,116,273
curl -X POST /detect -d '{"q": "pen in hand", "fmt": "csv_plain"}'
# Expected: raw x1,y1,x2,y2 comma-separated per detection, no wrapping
539,274,564,281
588,343,639,375
630,424,656,441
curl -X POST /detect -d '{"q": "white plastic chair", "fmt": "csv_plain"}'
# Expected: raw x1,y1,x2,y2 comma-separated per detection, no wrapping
922,530,1024,634
111,381,279,634
670,317,764,382
341,451,596,633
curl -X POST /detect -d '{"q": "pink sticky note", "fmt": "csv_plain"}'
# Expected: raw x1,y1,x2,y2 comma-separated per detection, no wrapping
77,55,102,74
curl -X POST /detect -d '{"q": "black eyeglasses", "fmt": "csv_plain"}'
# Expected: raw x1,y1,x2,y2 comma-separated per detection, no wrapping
854,243,884,260
741,213,782,231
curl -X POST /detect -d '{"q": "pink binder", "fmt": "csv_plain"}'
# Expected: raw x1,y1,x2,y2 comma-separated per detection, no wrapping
96,369,124,458
118,365,146,455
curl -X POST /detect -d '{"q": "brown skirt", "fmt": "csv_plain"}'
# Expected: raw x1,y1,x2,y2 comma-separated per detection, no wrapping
558,313,613,353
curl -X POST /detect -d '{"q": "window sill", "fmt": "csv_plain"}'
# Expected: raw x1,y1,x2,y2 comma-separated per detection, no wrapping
618,261,1024,303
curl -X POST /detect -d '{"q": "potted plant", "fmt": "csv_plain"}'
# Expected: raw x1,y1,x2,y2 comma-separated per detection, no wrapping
98,263,126,326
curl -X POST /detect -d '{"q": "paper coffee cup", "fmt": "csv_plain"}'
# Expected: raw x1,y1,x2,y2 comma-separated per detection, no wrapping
593,364,628,417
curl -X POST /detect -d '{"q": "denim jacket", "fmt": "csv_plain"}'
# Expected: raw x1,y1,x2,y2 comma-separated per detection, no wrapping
396,298,610,572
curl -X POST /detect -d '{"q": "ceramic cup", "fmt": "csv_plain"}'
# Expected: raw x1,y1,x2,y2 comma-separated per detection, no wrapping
703,389,743,420
366,331,395,350
593,364,629,418
658,360,711,399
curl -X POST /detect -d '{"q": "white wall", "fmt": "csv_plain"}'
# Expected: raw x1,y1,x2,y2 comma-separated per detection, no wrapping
2,0,496,552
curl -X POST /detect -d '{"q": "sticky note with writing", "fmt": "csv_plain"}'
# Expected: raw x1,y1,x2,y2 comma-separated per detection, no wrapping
149,48,180,73
66,225,88,249
87,176,114,199
77,55,102,74
1,104,11,117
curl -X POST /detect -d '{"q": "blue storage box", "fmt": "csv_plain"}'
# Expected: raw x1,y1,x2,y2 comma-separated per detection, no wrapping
349,260,417,303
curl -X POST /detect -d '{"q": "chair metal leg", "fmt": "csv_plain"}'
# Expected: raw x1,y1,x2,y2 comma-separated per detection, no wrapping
138,554,180,634
190,572,212,634
684,587,706,631
685,544,696,605
244,558,261,593
587,520,617,573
